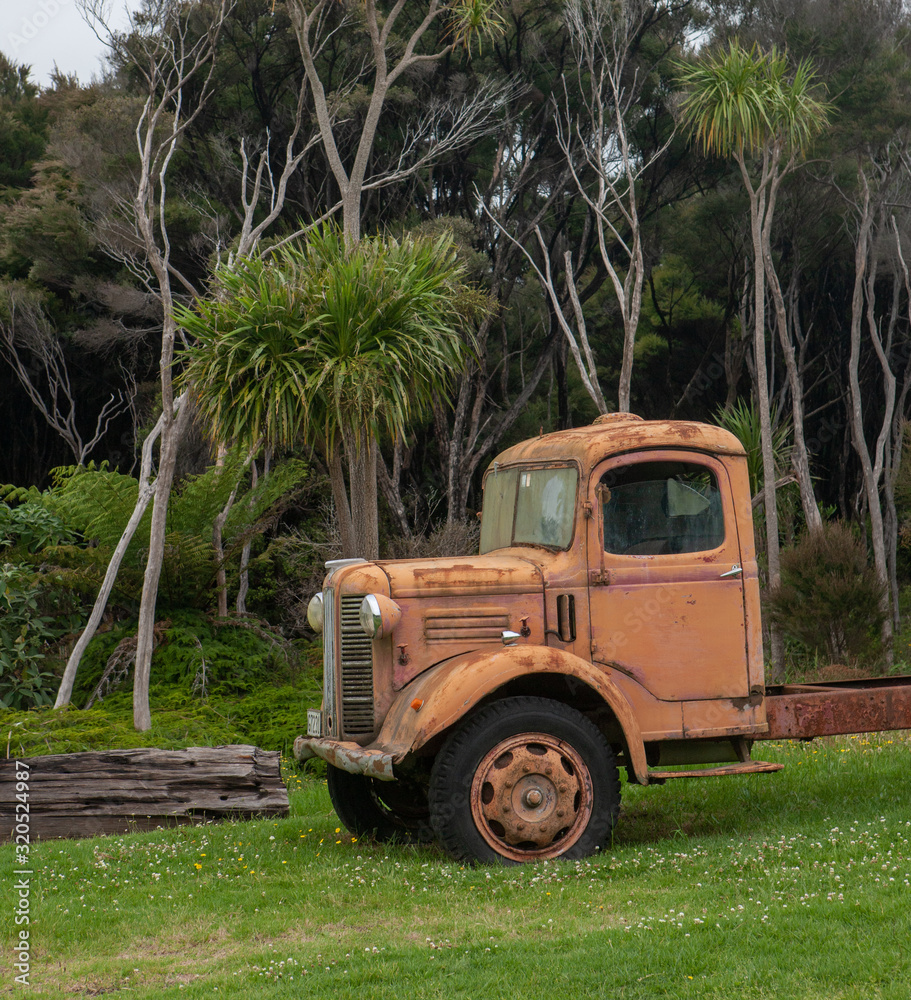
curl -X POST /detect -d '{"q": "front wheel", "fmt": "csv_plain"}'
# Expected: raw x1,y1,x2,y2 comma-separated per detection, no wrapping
327,766,432,844
428,696,621,864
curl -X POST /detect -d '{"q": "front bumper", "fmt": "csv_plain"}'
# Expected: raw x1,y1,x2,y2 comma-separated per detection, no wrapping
293,736,397,781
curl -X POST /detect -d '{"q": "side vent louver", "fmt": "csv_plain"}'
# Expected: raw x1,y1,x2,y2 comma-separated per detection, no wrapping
424,610,510,643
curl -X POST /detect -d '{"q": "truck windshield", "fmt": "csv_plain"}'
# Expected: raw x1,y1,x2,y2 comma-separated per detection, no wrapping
480,466,578,553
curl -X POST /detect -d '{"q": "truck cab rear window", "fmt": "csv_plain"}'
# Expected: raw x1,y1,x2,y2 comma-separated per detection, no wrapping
480,466,578,552
601,461,724,555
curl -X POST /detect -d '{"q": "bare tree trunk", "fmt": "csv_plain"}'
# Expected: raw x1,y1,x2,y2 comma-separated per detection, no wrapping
349,437,379,560
442,360,481,524
887,220,911,630
739,149,784,679
436,329,557,522
133,399,192,730
211,445,231,618
723,263,753,412
235,458,259,615
846,171,894,666
212,447,257,617
378,437,413,541
53,403,177,708
327,449,356,557
760,159,821,535
765,259,822,532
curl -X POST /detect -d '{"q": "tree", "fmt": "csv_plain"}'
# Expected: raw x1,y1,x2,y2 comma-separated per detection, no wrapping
0,54,46,190
52,0,322,723
64,0,232,729
53,403,175,709
677,40,829,676
840,155,907,659
556,0,681,413
485,0,692,417
177,226,485,559
287,0,511,241
429,5,583,521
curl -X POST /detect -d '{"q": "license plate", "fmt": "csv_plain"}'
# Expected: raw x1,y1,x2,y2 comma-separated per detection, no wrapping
307,709,322,737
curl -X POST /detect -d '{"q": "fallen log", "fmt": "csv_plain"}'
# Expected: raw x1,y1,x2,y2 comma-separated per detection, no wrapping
1,744,289,840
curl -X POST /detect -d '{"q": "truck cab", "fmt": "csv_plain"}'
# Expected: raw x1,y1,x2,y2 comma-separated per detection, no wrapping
295,414,781,863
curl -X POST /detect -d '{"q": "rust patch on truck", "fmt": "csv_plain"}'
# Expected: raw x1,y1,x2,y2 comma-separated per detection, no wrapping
760,676,911,740
365,644,651,784
294,735,396,780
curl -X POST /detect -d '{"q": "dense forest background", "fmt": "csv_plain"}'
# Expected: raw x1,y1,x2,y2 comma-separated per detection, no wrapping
3,0,911,720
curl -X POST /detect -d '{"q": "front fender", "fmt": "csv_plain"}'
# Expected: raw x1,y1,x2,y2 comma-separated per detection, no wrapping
375,645,649,784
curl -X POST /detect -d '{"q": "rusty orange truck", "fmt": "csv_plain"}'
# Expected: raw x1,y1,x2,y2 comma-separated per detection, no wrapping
294,414,911,863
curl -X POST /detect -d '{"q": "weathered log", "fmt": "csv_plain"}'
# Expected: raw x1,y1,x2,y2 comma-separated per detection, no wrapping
1,745,289,840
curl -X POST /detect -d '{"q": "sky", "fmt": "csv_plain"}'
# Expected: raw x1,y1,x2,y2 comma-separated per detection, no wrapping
0,0,138,86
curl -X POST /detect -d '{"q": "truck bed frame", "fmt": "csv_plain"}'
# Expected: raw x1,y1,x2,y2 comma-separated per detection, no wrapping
759,675,911,740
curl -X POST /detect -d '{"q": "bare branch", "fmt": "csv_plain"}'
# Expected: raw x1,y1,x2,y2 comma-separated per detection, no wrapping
555,0,678,410
232,78,322,262
359,77,526,195
0,292,127,464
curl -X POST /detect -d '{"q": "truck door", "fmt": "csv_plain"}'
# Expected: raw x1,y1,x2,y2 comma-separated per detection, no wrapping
587,450,750,705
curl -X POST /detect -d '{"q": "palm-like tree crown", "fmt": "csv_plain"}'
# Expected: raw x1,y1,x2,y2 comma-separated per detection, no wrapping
676,41,830,159
175,226,483,453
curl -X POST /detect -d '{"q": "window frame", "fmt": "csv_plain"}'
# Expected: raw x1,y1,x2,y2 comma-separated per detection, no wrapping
595,451,734,561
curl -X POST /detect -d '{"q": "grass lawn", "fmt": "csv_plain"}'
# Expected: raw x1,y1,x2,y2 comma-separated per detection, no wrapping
3,733,910,999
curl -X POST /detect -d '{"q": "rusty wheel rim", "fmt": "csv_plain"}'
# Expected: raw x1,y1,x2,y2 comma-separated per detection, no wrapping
469,732,594,861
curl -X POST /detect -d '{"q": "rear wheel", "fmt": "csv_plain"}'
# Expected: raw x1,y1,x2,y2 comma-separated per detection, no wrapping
428,696,621,864
327,766,432,844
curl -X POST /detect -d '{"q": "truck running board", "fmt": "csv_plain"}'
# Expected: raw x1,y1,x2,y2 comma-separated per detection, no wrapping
647,760,784,783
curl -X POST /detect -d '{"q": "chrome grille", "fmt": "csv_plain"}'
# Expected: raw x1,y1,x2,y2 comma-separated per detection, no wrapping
339,594,375,736
322,589,337,736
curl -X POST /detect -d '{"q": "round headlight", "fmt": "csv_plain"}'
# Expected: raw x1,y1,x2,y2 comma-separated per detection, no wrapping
306,592,324,633
360,594,382,637
359,593,401,639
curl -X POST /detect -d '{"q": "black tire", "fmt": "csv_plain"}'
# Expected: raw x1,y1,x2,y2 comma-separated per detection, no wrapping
326,766,432,844
428,696,621,864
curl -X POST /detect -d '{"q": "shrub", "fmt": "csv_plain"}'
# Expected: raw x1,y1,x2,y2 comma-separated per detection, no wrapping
385,517,480,559
768,521,887,667
0,562,60,708
0,497,76,553
69,610,314,708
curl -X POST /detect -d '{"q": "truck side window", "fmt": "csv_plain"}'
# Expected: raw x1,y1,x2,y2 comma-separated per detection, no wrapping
601,462,724,555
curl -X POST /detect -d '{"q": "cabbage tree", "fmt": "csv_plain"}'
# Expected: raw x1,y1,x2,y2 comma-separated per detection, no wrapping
677,41,829,675
177,226,484,558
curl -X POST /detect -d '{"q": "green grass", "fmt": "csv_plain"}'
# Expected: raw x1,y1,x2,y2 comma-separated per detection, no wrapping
4,733,910,998
0,661,323,759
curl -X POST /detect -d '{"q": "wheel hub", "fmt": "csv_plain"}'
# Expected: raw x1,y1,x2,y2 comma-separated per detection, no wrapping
470,733,594,861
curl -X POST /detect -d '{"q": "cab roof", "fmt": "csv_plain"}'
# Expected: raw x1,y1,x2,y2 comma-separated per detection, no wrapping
488,415,746,478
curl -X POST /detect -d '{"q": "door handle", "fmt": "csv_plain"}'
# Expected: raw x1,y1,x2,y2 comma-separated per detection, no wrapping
720,564,742,578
